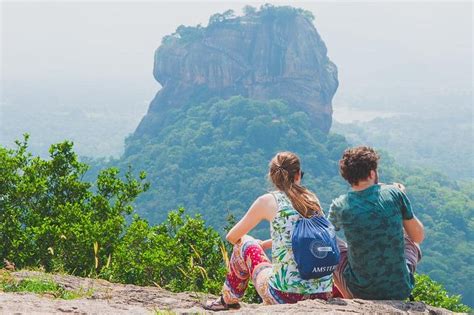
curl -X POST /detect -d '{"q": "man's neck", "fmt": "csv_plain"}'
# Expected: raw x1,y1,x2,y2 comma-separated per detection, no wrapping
351,180,376,192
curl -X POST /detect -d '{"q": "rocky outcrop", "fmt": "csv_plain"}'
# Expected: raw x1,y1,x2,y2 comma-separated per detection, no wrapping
0,271,455,314
134,6,338,138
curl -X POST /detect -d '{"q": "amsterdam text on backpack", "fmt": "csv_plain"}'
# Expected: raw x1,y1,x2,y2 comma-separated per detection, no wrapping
292,213,340,280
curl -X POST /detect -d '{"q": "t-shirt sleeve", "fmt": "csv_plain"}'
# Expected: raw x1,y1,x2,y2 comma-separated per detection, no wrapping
398,190,414,220
328,201,342,231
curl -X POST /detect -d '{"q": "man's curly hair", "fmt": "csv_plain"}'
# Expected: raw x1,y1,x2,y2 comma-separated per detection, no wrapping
339,146,380,185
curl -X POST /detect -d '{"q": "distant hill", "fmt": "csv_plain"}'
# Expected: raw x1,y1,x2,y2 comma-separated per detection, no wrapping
332,111,473,180
332,86,473,180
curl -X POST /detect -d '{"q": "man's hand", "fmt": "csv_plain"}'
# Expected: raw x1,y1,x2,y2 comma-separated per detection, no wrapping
393,182,406,193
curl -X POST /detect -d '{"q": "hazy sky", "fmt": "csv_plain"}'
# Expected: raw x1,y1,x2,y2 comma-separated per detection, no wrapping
1,1,472,111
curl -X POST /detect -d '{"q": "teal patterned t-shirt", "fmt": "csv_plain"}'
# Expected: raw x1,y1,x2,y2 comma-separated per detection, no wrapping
328,184,415,300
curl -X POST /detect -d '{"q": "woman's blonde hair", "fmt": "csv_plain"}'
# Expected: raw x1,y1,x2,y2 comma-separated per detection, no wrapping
269,151,322,217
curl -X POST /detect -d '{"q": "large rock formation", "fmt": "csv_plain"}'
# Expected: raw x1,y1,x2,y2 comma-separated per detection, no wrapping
134,6,338,138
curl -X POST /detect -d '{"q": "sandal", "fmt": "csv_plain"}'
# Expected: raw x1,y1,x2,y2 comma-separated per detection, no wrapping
204,295,240,311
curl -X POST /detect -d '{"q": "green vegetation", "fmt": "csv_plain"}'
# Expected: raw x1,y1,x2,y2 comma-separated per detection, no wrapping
108,209,226,293
332,87,472,180
0,135,149,275
412,274,471,313
162,4,315,46
0,271,92,299
208,9,236,26
333,111,473,180
123,96,346,231
0,137,223,295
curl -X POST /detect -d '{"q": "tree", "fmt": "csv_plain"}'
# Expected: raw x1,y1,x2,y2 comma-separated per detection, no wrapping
0,135,149,275
208,9,235,26
243,5,257,16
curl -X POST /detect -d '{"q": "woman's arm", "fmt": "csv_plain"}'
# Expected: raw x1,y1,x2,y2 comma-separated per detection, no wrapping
226,194,276,245
260,239,272,250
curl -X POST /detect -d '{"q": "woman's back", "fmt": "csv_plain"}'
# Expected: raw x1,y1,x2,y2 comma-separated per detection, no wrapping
269,191,333,294
205,151,331,310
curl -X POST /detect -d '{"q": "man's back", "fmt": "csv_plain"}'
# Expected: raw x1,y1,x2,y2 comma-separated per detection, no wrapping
329,184,414,300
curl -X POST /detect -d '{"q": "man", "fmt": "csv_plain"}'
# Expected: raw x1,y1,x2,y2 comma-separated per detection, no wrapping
329,146,424,300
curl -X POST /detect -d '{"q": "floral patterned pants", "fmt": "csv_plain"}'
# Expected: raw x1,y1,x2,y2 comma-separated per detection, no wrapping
222,235,331,305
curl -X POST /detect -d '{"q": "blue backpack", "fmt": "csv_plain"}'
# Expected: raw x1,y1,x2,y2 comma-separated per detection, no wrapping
292,213,340,280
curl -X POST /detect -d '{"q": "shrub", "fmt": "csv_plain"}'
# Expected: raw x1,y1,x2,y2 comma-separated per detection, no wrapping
0,135,149,276
412,274,471,312
110,209,226,294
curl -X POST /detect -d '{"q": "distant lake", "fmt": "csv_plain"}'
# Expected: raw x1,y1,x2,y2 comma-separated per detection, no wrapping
333,106,401,123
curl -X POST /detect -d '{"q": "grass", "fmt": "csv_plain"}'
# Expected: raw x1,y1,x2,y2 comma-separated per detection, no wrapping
0,270,93,300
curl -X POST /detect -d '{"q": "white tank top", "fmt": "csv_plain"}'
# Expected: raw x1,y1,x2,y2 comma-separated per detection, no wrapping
268,191,333,294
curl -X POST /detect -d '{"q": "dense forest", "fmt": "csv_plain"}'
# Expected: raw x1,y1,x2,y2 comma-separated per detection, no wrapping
0,135,470,312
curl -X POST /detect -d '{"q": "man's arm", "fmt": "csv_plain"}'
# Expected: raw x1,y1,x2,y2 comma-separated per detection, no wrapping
403,215,425,244
394,183,425,244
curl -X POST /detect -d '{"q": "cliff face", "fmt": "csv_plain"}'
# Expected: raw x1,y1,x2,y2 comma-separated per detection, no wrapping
134,7,338,138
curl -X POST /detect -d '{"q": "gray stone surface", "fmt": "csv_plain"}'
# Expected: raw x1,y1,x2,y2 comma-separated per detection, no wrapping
0,271,457,314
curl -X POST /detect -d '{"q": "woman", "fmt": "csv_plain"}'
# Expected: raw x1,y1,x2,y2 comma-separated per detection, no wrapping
205,151,333,311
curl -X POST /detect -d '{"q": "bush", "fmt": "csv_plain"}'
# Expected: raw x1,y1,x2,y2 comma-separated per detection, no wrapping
0,135,149,276
412,274,471,312
1,137,229,295
110,209,226,294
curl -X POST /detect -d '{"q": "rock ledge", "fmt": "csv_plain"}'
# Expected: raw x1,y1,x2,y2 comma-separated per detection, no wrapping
0,271,456,314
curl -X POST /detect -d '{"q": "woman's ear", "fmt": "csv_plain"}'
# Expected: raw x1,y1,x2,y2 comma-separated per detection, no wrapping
294,171,301,184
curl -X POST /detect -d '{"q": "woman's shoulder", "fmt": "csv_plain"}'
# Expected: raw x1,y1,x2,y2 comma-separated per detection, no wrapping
257,193,278,206
265,190,287,205
251,193,278,220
